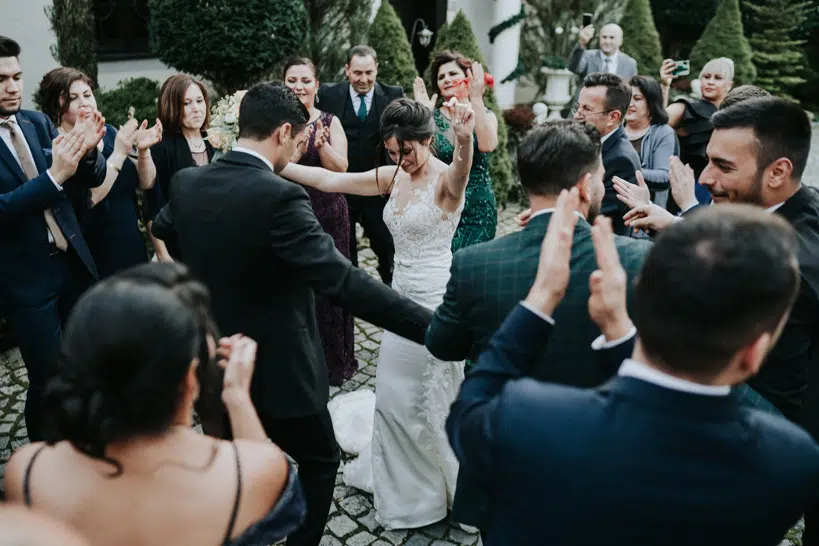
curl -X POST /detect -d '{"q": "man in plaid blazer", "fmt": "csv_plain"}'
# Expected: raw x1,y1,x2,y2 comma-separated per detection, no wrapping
426,120,651,531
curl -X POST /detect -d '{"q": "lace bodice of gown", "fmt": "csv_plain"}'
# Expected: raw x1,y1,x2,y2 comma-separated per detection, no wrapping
383,173,463,308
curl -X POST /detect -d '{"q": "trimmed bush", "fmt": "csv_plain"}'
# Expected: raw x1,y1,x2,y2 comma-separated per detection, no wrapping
619,0,664,76
367,1,418,94
426,12,517,206
95,77,161,128
304,0,372,82
46,0,98,86
650,0,719,58
689,0,756,85
147,0,307,93
744,0,810,100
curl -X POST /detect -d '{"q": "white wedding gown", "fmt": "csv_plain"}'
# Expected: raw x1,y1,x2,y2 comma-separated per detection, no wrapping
330,173,465,530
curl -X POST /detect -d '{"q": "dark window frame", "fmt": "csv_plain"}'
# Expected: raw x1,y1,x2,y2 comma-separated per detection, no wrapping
96,0,153,62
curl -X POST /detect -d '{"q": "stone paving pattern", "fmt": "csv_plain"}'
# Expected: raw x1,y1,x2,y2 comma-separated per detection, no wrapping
5,124,819,544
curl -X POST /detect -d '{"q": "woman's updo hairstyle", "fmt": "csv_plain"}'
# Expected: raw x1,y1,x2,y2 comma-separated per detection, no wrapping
41,263,219,474
377,98,436,191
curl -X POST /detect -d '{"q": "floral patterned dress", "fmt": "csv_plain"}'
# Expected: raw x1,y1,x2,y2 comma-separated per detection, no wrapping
433,108,497,252
299,111,357,386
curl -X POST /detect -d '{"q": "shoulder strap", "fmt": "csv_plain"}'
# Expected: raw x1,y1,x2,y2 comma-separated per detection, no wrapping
222,442,243,545
23,444,48,507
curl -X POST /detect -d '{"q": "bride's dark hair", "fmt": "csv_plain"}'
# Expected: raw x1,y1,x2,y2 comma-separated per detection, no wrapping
377,98,437,192
41,263,223,475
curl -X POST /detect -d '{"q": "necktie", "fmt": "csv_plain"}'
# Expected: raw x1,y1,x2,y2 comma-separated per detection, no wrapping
1,119,68,251
604,57,613,74
357,94,368,121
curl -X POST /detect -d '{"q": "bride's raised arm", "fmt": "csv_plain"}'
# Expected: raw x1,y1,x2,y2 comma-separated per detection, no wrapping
279,162,398,196
441,100,476,202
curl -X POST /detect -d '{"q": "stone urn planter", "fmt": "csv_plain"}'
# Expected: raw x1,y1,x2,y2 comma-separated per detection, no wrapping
541,68,574,119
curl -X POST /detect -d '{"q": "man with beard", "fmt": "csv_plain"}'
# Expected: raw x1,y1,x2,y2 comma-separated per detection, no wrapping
425,120,651,536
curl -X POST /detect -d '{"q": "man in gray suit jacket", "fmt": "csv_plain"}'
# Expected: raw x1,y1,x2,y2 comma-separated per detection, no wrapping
568,23,639,80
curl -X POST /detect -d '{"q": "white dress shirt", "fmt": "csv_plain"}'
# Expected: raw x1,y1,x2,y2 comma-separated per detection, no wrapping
618,358,731,396
232,146,275,173
350,85,374,113
602,52,620,74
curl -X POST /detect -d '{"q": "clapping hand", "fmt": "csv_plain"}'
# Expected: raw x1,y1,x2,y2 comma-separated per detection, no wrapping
113,118,138,158
443,98,476,142
48,129,89,185
74,109,106,151
466,62,486,99
134,118,163,151
613,171,651,209
313,119,330,149
588,216,633,341
413,77,438,111
623,202,676,232
524,188,579,316
218,334,257,404
669,156,697,211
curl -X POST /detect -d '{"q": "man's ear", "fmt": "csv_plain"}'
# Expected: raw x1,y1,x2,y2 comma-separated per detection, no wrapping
577,172,592,203
277,122,292,144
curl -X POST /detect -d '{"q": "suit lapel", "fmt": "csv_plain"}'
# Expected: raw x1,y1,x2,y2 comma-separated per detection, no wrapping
16,114,49,174
0,132,25,181
602,126,623,154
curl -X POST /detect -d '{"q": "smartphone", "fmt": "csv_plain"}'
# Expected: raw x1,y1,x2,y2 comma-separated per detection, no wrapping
582,12,593,27
672,60,691,77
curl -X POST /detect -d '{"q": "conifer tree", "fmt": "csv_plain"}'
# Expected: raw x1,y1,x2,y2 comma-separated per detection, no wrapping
619,0,664,76
367,1,418,94
689,0,756,85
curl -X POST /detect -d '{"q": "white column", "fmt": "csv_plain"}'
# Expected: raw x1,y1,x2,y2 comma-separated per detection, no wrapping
447,0,459,22
489,0,522,109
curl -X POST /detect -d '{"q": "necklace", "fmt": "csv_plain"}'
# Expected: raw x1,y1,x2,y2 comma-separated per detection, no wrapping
625,125,649,140
186,135,206,153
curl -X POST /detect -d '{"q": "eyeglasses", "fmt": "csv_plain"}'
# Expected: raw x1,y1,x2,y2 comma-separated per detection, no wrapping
571,105,612,118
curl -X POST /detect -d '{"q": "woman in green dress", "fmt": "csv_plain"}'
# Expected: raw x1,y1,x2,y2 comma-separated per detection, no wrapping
414,51,499,252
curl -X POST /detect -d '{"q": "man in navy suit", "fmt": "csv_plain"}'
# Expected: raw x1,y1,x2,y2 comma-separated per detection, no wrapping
574,72,641,235
448,191,819,545
0,36,107,440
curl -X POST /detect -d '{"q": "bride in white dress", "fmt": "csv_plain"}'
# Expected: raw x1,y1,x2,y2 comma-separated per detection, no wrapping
280,97,475,529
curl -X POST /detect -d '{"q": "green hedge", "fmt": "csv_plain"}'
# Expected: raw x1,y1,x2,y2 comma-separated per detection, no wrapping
620,0,664,76
690,0,756,85
96,77,161,128
426,12,517,206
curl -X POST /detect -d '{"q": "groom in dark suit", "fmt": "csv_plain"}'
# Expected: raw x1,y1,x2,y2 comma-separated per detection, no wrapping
151,81,431,546
317,45,403,284
0,36,107,441
448,196,819,545
426,120,651,534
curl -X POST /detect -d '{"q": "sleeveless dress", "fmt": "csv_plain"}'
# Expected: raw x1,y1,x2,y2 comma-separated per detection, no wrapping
298,111,357,386
335,173,465,530
668,97,716,213
433,108,497,252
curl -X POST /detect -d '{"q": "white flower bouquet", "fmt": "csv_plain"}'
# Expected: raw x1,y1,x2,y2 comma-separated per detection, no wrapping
206,89,247,153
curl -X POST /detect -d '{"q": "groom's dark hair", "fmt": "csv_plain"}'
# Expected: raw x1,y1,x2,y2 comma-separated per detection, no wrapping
238,81,310,141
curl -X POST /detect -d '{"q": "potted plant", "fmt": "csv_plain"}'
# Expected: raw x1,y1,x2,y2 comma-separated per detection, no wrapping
540,56,573,119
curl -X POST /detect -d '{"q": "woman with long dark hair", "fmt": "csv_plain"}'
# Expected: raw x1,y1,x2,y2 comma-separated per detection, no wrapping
281,97,475,529
4,263,305,546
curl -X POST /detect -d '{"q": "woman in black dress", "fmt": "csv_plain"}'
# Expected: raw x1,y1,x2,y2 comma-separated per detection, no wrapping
284,57,357,386
36,67,162,278
145,75,214,261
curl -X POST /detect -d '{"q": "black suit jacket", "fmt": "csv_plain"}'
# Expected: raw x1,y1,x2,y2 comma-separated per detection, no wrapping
753,186,819,425
0,110,106,308
448,303,819,546
602,126,642,235
152,151,432,419
317,82,403,173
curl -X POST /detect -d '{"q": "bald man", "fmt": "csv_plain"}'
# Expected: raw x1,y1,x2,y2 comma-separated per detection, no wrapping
568,23,638,82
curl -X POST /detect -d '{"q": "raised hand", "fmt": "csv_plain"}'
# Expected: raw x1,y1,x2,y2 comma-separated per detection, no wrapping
623,203,676,232
466,62,486,99
525,188,579,316
291,123,314,162
413,77,438,111
113,118,138,158
48,129,88,185
219,334,257,398
74,109,106,150
669,156,697,211
313,119,331,149
613,171,650,210
134,118,163,151
514,207,532,227
588,216,632,340
660,59,676,87
579,25,595,47
444,98,476,141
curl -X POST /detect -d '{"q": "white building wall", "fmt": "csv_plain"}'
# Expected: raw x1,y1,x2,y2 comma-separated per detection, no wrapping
6,0,59,109
96,59,177,91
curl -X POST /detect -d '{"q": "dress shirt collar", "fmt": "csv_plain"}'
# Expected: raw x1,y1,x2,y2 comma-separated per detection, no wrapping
602,51,619,69
600,127,618,144
765,202,785,213
528,208,587,222
618,359,731,396
349,85,374,103
232,146,275,173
